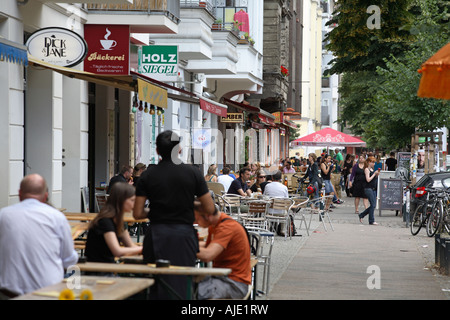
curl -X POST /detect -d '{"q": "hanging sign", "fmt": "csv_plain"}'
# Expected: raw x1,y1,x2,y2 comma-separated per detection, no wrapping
139,45,178,81
84,25,130,75
221,113,244,123
192,129,212,149
137,78,168,109
26,27,88,67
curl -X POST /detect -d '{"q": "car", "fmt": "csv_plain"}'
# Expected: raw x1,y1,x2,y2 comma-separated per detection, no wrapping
409,172,450,215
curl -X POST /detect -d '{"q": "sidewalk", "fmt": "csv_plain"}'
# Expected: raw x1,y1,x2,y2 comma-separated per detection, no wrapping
260,195,450,300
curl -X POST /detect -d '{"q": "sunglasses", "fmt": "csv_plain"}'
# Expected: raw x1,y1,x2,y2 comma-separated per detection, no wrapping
258,176,266,178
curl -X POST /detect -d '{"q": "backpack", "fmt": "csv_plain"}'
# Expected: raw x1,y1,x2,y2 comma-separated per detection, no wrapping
221,218,258,256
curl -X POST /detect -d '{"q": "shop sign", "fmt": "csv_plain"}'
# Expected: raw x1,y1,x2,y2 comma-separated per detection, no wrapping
137,79,168,109
200,98,227,118
221,113,244,123
84,25,130,75
272,111,284,123
139,45,178,81
26,27,87,67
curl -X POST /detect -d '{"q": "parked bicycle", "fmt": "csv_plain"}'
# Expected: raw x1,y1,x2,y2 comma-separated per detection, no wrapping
410,187,439,236
426,188,450,237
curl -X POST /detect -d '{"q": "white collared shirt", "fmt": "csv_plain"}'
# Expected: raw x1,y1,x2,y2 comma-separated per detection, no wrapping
0,199,78,295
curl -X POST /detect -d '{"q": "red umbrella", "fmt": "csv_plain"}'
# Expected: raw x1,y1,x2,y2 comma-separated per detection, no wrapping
290,127,366,147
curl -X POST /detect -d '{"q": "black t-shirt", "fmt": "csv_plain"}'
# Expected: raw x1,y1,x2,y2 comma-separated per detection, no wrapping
385,158,397,171
135,159,209,225
85,218,118,263
227,177,248,195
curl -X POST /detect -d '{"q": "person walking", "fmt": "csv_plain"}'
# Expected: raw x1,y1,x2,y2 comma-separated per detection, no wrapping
342,154,355,197
320,154,335,211
133,130,216,300
0,174,78,299
359,156,380,225
348,155,369,215
302,153,321,205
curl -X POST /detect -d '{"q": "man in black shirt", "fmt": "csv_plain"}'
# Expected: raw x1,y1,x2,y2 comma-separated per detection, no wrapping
227,167,252,197
385,152,397,171
133,130,215,300
106,165,132,194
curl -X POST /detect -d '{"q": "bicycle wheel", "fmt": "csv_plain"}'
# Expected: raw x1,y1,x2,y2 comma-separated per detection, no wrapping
410,203,425,236
427,200,443,237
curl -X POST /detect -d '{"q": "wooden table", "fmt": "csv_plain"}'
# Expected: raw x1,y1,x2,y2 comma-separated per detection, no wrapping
70,222,89,240
77,262,231,300
64,212,148,223
13,276,154,300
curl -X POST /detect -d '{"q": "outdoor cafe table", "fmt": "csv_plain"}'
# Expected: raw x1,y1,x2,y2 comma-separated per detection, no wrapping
76,262,231,300
13,276,154,300
64,212,148,242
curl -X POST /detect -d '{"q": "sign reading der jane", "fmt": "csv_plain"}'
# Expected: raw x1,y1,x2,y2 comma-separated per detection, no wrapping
139,45,178,81
26,27,88,67
84,25,130,75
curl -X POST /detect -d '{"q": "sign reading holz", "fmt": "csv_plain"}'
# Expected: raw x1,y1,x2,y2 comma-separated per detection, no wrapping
139,46,178,81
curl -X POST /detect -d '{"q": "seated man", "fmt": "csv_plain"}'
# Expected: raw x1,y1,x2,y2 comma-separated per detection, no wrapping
194,201,251,300
227,167,252,197
0,174,78,299
263,170,289,235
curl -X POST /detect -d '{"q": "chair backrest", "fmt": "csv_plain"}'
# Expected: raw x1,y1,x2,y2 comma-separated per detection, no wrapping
207,182,225,196
95,193,108,212
223,194,244,207
291,196,309,209
247,200,270,218
270,198,295,214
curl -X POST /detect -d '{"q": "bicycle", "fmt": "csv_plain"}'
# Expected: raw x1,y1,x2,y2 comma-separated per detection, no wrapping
410,187,438,236
426,188,450,237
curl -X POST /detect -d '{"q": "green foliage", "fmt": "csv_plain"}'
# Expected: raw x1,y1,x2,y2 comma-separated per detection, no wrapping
334,0,450,150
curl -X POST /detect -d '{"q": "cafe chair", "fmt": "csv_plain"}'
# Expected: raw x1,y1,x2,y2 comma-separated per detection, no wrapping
305,195,334,232
95,193,108,212
266,198,295,240
290,196,311,236
207,182,225,198
247,227,275,295
220,194,246,222
241,200,270,230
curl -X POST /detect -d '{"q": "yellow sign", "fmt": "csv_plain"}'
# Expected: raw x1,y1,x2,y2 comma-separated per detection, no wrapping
272,112,283,123
137,78,168,109
221,113,244,123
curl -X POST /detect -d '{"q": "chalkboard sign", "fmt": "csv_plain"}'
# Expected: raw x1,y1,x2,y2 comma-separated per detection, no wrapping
378,179,403,213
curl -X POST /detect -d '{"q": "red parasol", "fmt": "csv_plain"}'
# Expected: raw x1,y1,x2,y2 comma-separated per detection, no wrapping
290,127,366,147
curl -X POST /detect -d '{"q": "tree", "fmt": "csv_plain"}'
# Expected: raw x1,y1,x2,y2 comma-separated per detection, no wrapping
324,0,413,75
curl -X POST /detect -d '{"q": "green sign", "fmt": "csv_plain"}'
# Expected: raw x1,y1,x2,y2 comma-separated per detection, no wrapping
139,45,178,80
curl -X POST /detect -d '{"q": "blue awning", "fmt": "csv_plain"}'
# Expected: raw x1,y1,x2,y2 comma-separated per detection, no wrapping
0,39,28,66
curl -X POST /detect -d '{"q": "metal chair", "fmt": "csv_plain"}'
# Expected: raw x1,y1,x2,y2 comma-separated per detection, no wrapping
305,195,334,232
290,196,311,236
219,194,246,221
266,197,295,240
247,227,275,295
95,193,108,212
207,182,225,197
241,200,270,230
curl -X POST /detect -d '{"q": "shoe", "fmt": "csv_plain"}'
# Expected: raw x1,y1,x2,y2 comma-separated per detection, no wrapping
355,211,359,215
330,204,336,208
369,222,379,225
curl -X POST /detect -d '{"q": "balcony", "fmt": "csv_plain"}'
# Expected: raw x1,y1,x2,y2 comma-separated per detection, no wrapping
83,0,180,34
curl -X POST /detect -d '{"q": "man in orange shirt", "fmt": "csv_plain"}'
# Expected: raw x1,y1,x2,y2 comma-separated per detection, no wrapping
194,202,251,300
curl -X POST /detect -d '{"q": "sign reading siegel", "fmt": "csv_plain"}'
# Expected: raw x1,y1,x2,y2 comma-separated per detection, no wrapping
84,25,130,75
26,27,88,67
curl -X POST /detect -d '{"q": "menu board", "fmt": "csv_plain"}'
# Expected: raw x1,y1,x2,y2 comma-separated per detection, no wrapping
378,179,403,212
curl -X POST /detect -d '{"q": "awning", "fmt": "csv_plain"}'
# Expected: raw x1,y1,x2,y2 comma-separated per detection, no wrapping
282,119,297,129
28,55,168,108
223,98,260,113
258,109,276,126
199,96,228,117
1,38,28,66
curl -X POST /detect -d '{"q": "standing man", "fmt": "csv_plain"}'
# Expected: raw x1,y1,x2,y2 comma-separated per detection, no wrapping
227,167,252,197
334,148,344,167
385,152,397,171
133,130,215,300
0,174,78,299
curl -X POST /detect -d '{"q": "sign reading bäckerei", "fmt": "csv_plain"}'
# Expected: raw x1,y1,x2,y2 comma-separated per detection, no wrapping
26,27,88,67
84,25,130,75
138,45,178,81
